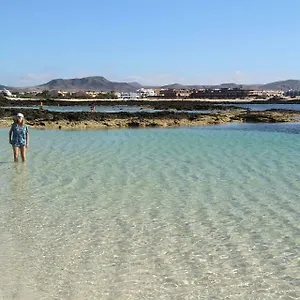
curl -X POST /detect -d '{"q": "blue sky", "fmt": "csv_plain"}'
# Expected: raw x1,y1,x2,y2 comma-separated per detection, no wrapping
1,0,300,86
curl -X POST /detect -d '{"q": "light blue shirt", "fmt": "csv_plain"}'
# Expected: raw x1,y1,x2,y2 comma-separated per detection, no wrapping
10,124,28,147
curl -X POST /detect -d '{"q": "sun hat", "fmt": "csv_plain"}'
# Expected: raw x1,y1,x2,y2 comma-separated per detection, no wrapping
17,113,24,118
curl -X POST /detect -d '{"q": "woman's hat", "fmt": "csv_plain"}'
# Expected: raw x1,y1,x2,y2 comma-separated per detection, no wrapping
17,113,24,118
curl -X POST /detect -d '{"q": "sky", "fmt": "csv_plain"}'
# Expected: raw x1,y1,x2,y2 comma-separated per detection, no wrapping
1,0,300,86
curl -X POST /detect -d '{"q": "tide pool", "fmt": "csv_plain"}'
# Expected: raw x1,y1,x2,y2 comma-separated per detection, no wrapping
4,103,300,113
0,124,299,299
223,103,300,111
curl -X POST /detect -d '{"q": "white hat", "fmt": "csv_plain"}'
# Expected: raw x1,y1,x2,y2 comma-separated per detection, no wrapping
17,113,24,118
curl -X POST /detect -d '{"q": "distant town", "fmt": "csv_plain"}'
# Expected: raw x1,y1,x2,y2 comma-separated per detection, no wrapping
1,86,300,101
2,76,300,101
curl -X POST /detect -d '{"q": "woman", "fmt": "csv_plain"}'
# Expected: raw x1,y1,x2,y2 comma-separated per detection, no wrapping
9,113,29,162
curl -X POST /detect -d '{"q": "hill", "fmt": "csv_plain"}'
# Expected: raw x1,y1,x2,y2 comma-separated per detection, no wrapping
1,77,300,92
37,76,139,92
161,80,300,91
261,80,300,91
161,82,261,90
160,83,187,89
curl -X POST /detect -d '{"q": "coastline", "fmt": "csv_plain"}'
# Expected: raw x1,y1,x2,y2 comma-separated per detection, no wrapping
1,108,300,130
3,96,300,104
2,96,300,130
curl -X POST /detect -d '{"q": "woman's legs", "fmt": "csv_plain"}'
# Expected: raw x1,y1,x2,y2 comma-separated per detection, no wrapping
12,146,19,162
20,146,26,162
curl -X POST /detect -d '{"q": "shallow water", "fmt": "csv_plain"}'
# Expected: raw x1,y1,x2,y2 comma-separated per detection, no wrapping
0,105,156,113
0,105,220,114
224,103,300,111
4,103,300,113
0,124,300,299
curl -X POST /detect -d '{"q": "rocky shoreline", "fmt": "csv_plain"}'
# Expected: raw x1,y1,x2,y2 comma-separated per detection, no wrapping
1,95,300,129
0,96,246,110
1,106,300,130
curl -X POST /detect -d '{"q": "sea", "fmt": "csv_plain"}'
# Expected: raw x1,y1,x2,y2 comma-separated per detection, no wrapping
4,102,300,113
0,123,300,300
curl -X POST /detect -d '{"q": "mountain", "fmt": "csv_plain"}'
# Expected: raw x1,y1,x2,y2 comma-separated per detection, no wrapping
2,77,300,92
161,83,187,89
161,82,256,90
37,76,140,92
127,82,142,89
161,80,300,91
261,80,300,91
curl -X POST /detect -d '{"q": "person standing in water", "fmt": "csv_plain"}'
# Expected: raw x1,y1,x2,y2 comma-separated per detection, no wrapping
9,113,29,162
90,103,96,112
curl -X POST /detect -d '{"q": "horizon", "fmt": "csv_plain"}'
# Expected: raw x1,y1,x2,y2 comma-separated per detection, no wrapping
2,75,300,89
1,0,300,87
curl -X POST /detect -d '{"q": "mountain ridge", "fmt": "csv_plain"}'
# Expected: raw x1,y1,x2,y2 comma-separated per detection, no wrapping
37,76,140,92
1,77,300,92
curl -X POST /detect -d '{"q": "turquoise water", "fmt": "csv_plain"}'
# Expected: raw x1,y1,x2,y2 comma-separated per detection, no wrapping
224,103,300,111
0,124,300,300
4,103,300,113
0,105,221,114
0,105,159,113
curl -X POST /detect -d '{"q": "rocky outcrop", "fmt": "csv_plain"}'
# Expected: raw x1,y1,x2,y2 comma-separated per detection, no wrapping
1,107,299,130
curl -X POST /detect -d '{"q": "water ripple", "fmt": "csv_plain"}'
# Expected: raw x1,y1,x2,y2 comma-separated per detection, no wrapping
0,126,299,299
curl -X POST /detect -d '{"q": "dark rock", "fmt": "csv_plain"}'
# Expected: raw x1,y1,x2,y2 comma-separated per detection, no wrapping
127,121,140,127
147,122,158,127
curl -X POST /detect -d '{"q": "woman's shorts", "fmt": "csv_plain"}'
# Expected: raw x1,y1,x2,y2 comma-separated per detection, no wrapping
12,143,26,147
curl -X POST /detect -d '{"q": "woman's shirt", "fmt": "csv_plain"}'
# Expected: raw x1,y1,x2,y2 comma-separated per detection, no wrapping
10,124,28,147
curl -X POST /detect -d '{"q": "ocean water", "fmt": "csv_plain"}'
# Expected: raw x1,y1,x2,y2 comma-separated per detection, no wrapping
0,105,159,113
0,123,300,300
224,103,300,111
4,103,300,113
0,105,222,114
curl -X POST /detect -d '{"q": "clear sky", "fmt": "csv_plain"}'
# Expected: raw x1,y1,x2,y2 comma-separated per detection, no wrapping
1,0,300,86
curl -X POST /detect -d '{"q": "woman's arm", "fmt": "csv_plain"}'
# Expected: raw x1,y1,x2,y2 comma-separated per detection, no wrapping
8,127,12,144
26,132,29,149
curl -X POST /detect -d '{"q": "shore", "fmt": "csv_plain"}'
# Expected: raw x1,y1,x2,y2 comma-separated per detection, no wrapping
3,96,300,105
2,96,300,129
1,107,300,130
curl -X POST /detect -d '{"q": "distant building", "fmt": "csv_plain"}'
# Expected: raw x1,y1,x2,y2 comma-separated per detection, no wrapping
114,92,121,98
284,90,300,97
249,90,285,98
159,89,177,98
0,88,12,97
119,92,139,100
137,88,157,98
177,89,191,98
190,88,249,99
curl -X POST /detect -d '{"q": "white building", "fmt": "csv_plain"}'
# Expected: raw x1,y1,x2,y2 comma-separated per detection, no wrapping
0,88,12,97
137,88,157,98
119,92,140,100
